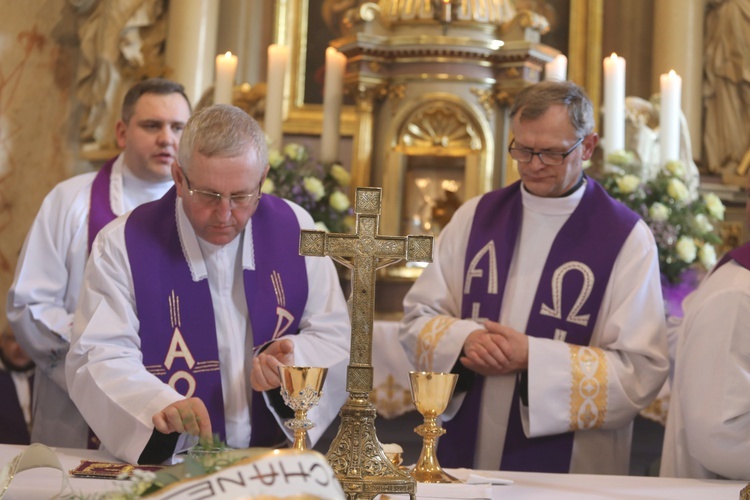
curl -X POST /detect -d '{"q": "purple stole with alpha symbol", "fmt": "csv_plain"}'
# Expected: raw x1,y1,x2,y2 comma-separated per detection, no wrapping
88,157,118,252
438,179,639,472
125,187,308,446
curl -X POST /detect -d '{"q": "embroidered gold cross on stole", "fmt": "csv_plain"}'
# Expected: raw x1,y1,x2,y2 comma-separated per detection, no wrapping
299,187,433,500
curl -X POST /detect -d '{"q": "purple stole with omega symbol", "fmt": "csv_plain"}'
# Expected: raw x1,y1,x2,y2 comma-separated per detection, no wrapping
438,179,639,472
125,187,308,446
88,157,118,252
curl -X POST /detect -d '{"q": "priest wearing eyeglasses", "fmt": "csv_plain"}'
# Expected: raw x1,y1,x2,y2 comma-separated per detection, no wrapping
66,104,351,465
399,80,668,474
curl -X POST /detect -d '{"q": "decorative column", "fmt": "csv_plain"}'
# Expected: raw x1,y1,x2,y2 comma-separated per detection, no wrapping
652,0,705,161
348,81,387,198
165,0,220,106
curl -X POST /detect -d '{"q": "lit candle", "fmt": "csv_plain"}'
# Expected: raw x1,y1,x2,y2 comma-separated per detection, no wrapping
441,0,452,23
320,47,347,164
214,51,238,105
544,54,567,81
602,53,626,160
264,44,289,150
660,69,682,165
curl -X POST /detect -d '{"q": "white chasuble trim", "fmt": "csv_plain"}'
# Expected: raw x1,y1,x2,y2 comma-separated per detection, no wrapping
568,345,608,431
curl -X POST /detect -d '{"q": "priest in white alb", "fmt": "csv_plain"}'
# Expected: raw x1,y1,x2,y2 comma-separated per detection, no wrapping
66,105,350,465
399,81,668,474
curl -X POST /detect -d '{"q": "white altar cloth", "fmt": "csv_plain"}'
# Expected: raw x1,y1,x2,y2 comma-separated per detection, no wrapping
0,444,745,499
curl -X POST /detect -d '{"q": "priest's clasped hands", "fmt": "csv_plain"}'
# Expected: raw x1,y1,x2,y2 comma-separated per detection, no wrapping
151,339,296,447
461,320,529,376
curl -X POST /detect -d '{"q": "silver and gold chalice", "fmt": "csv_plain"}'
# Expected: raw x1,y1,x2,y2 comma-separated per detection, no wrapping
278,366,328,451
408,371,460,483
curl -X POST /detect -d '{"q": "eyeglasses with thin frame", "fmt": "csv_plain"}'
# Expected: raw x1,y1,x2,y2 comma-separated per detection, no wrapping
181,169,261,208
508,137,585,166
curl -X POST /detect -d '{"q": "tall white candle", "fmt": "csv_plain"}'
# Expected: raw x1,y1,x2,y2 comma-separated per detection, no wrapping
264,44,289,150
320,47,347,164
214,51,238,105
544,54,567,81
602,53,626,161
660,70,682,165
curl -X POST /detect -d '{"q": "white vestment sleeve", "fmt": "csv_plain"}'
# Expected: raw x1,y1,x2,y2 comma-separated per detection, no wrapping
67,217,185,465
527,221,669,437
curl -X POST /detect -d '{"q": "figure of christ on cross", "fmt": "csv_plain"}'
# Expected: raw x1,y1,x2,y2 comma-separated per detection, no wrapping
300,187,433,500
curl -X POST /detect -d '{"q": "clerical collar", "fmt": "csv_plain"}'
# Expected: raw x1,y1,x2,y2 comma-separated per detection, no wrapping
558,173,586,197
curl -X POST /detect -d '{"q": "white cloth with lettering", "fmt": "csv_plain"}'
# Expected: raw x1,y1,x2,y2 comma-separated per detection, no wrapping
66,197,350,464
7,155,172,448
661,259,750,479
399,182,668,474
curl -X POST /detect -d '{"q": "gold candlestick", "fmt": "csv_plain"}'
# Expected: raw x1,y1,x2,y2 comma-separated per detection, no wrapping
278,366,328,451
408,371,460,483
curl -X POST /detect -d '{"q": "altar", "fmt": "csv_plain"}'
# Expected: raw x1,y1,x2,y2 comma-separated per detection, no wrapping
0,444,745,499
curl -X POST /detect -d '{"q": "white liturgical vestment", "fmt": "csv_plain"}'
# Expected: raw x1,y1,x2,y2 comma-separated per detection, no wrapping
66,197,350,465
399,181,669,474
661,260,750,480
7,155,172,448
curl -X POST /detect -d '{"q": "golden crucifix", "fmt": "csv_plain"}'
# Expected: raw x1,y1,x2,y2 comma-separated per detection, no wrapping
300,187,433,500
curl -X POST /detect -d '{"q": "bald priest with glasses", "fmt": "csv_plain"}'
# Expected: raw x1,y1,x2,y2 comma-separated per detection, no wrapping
66,105,351,465
398,80,668,474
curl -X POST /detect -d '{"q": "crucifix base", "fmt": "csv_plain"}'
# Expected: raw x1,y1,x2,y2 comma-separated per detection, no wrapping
326,395,416,500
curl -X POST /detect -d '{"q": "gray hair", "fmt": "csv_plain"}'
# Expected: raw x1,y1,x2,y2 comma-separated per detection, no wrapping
510,80,595,138
178,104,269,172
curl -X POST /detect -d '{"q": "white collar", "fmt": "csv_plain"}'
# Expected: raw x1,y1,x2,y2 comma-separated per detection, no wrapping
520,178,586,216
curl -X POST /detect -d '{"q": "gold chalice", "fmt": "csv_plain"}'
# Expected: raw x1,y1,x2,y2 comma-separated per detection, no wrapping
408,371,460,483
278,366,328,451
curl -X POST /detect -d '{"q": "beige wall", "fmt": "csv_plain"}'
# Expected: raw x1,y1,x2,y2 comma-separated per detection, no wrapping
0,0,79,324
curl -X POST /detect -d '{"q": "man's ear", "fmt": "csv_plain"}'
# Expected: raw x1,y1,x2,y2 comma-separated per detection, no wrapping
172,162,184,195
582,133,600,161
115,120,127,149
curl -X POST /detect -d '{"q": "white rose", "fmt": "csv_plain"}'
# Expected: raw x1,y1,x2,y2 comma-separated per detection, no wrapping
692,213,714,234
665,160,686,179
607,150,636,167
329,191,351,212
698,243,717,269
675,236,697,263
303,176,326,201
703,192,725,220
284,143,306,162
330,164,351,186
649,202,670,222
616,174,641,194
261,177,275,194
667,178,689,202
268,149,284,168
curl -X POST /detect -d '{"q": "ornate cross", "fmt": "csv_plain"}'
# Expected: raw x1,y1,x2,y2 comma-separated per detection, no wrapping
299,187,433,500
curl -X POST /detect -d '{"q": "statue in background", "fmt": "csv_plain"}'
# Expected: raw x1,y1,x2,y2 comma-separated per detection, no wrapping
703,0,750,181
70,0,167,150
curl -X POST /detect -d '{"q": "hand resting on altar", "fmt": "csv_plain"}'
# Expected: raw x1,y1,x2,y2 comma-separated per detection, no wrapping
251,339,295,391
460,320,529,376
152,397,214,447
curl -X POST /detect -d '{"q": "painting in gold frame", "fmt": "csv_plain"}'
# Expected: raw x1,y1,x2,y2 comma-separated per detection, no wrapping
274,0,356,136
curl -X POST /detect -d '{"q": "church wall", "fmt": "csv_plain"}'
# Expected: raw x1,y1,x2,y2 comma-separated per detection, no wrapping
0,0,79,326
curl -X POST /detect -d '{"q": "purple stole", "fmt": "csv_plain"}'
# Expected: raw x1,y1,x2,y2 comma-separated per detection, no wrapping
438,179,639,472
713,242,750,272
88,157,118,252
125,187,308,445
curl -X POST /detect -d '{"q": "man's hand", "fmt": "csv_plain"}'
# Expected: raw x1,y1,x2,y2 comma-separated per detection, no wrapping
460,320,529,376
251,339,295,391
152,397,213,447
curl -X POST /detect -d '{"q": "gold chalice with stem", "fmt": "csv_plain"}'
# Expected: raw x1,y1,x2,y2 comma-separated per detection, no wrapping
408,371,460,483
278,366,328,451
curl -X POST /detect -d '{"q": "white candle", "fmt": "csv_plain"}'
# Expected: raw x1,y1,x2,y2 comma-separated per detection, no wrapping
264,44,289,150
320,47,347,164
544,54,567,81
441,0,452,23
214,51,238,105
660,69,682,165
602,53,626,161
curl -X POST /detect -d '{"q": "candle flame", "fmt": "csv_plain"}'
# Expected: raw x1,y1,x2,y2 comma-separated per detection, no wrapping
669,69,677,77
224,51,232,58
610,53,618,59
442,0,451,4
